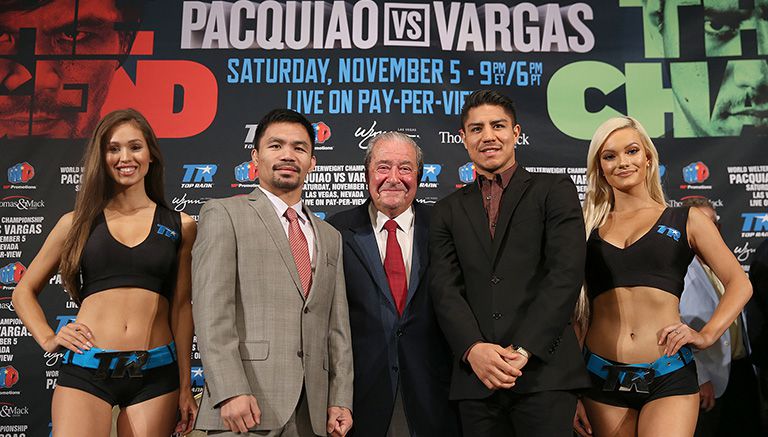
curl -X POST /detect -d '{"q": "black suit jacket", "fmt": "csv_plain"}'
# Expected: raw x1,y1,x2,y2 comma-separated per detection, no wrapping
329,201,459,437
429,166,590,399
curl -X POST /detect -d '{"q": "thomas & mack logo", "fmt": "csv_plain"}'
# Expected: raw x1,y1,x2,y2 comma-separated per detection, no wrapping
0,402,28,418
181,164,217,189
0,196,45,210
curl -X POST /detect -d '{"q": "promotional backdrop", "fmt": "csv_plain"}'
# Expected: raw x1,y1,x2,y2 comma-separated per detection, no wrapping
1,1,766,434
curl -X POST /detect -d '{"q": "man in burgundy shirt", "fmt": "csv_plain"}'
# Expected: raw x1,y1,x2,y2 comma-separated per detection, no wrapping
429,90,589,436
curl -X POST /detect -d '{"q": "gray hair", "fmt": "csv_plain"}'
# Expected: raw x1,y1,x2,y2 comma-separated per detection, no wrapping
363,131,424,180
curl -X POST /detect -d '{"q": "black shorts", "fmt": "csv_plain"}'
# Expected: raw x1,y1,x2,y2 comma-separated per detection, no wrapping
584,354,699,410
57,361,179,407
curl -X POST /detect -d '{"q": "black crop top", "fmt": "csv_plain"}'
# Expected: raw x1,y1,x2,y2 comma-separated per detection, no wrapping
80,205,181,301
585,207,695,300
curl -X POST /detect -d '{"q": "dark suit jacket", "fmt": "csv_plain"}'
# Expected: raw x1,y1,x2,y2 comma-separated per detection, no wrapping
429,166,590,400
329,201,459,437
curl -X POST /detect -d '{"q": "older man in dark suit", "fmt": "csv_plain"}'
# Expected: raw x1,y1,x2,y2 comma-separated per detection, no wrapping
328,132,459,437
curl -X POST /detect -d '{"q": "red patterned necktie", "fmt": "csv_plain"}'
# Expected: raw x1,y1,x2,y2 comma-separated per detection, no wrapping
383,219,407,316
284,208,312,297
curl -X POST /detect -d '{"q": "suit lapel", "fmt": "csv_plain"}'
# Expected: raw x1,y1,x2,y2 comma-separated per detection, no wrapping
491,167,532,263
348,203,396,309
405,205,428,312
247,188,305,299
461,183,492,260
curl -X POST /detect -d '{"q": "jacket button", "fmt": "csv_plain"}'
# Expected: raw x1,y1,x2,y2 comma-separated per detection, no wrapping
392,366,399,373
492,312,502,320
297,350,303,358
304,307,309,314
396,329,404,337
491,276,500,285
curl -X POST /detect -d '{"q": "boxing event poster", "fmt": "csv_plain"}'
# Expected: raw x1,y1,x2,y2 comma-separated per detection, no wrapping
0,1,766,434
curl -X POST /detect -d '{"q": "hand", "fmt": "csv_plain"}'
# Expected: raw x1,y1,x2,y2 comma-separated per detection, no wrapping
658,322,710,356
504,346,529,370
326,406,352,437
466,343,522,390
573,399,592,436
41,322,93,354
175,388,199,435
220,394,260,433
699,381,716,412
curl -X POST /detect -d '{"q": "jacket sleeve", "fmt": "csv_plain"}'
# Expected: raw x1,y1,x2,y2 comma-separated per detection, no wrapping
327,233,354,410
192,200,252,407
512,176,586,362
429,200,485,359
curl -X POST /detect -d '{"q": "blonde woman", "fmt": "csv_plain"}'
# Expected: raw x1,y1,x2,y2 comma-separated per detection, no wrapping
12,109,197,436
573,116,751,437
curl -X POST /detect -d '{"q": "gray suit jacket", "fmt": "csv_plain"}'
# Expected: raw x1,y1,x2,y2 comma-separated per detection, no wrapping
192,188,353,434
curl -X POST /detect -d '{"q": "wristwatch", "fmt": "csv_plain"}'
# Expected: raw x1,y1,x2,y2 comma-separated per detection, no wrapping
513,345,531,359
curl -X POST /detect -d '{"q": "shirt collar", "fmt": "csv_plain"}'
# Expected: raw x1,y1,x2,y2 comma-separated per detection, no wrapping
368,202,415,233
258,185,308,224
477,162,518,189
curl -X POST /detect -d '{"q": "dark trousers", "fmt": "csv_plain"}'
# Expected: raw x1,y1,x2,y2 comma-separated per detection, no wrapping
459,390,577,437
694,358,761,437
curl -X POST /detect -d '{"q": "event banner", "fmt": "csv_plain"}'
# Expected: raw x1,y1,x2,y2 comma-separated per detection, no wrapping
1,0,766,434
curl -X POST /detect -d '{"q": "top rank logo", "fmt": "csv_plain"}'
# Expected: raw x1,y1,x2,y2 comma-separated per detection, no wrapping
741,212,768,238
420,164,441,188
4,162,36,190
181,165,217,189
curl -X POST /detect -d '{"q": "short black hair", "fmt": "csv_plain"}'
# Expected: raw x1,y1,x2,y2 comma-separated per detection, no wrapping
253,109,315,154
460,89,518,129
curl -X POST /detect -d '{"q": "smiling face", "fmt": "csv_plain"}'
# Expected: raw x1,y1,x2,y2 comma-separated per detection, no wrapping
251,121,316,198
598,127,651,193
460,104,521,178
104,121,151,188
367,138,419,218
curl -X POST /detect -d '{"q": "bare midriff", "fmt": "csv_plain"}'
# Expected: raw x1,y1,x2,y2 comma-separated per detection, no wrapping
75,287,172,351
585,286,682,364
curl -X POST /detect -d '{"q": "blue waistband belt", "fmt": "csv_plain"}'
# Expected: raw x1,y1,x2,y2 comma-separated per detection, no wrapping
62,341,177,371
586,346,694,380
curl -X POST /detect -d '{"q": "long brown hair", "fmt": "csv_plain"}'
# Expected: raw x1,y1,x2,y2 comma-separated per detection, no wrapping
60,109,167,303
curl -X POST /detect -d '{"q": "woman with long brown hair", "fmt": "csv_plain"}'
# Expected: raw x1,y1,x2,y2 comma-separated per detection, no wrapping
12,109,197,436
572,116,751,437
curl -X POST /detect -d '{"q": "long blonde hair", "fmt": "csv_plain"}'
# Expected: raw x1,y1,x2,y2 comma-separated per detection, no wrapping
574,116,666,330
60,109,167,303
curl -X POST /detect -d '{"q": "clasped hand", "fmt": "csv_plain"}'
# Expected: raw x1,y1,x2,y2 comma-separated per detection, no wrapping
466,343,528,390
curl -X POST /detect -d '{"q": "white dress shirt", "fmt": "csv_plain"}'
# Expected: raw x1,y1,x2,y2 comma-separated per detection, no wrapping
369,203,414,286
258,186,315,263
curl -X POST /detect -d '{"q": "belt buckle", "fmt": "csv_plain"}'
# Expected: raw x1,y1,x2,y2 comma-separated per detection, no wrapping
602,365,656,394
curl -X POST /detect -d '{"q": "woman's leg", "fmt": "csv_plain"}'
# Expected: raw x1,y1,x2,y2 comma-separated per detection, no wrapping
116,390,179,437
52,386,114,437
637,394,699,437
583,398,639,437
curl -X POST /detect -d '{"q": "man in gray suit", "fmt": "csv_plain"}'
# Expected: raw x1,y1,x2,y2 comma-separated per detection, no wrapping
680,196,760,437
192,109,354,436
